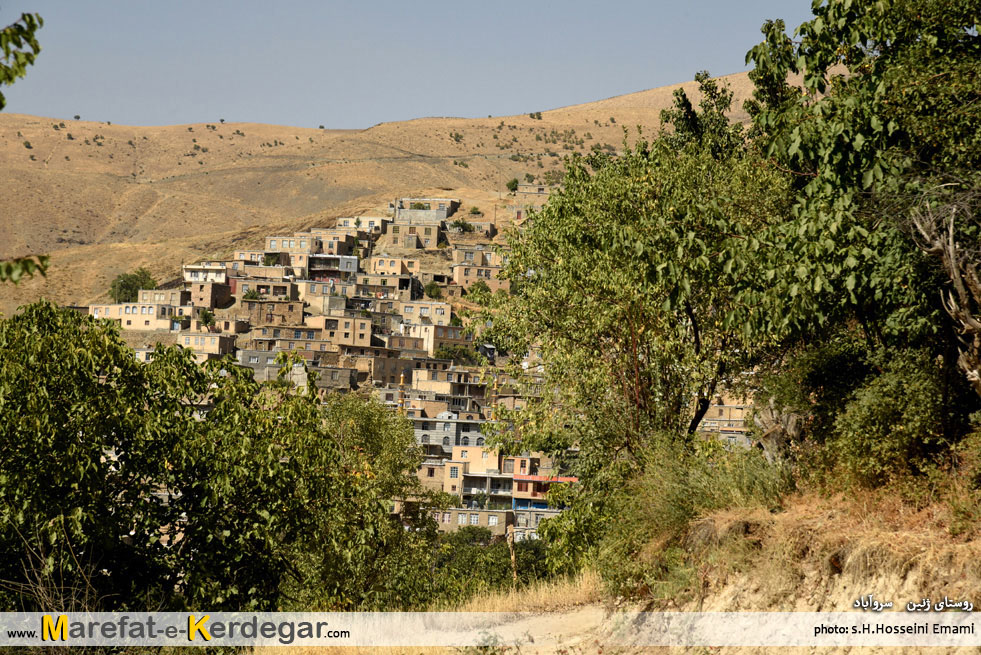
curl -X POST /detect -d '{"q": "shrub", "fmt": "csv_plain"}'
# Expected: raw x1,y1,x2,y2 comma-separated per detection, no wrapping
591,441,791,598
424,281,442,299
830,351,958,486
243,289,261,300
466,279,491,304
505,178,518,193
109,267,156,303
22,141,31,149
469,206,481,215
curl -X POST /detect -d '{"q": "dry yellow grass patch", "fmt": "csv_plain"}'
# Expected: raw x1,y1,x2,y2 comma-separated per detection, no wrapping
251,570,605,655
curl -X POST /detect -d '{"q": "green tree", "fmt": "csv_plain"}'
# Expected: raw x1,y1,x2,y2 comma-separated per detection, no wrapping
467,279,492,304
433,344,484,366
738,0,981,466
424,280,442,299
0,302,439,612
480,73,793,572
108,267,157,302
505,178,519,193
0,12,41,111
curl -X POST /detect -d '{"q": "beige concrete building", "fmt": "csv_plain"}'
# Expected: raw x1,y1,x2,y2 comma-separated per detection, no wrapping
89,303,189,331
367,255,420,276
403,323,473,356
178,332,236,364
399,299,452,326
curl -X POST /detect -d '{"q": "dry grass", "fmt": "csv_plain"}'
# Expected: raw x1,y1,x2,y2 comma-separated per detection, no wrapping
681,490,981,614
435,568,604,613
251,570,606,655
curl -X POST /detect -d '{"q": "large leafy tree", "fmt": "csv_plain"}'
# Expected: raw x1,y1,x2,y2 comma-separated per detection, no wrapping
735,0,980,471
743,0,980,365
109,267,157,302
0,301,436,611
483,75,792,569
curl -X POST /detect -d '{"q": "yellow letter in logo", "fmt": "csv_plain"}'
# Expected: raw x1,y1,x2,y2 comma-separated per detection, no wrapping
188,615,211,642
41,614,67,641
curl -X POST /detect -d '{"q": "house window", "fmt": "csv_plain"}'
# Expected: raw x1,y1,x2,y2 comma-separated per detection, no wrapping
488,515,498,527
270,240,277,249
469,514,479,525
144,320,150,326
393,226,400,234
458,514,467,525
517,482,528,492
443,512,451,523
427,468,435,478
461,450,468,459
449,467,459,479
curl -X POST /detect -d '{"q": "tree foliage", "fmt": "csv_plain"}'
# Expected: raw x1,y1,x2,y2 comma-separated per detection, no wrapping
109,267,157,303
482,0,981,579
0,14,46,284
0,12,41,111
0,302,439,611
0,254,48,284
424,280,442,299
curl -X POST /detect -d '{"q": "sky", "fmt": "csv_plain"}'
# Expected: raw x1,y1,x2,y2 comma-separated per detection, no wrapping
0,1,816,129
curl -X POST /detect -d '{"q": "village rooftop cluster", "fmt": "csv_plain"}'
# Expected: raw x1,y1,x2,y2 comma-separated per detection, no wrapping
84,187,750,540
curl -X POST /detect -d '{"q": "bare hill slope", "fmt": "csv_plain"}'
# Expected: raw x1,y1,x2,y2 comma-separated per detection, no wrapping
0,71,758,314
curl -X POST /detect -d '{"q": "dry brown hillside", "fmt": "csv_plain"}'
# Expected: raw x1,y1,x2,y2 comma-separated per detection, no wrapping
0,70,759,314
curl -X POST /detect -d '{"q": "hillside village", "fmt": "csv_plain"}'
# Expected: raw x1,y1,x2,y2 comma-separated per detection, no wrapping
79,182,753,543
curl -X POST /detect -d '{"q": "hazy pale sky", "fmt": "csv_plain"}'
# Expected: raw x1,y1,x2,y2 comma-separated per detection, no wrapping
0,1,815,129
